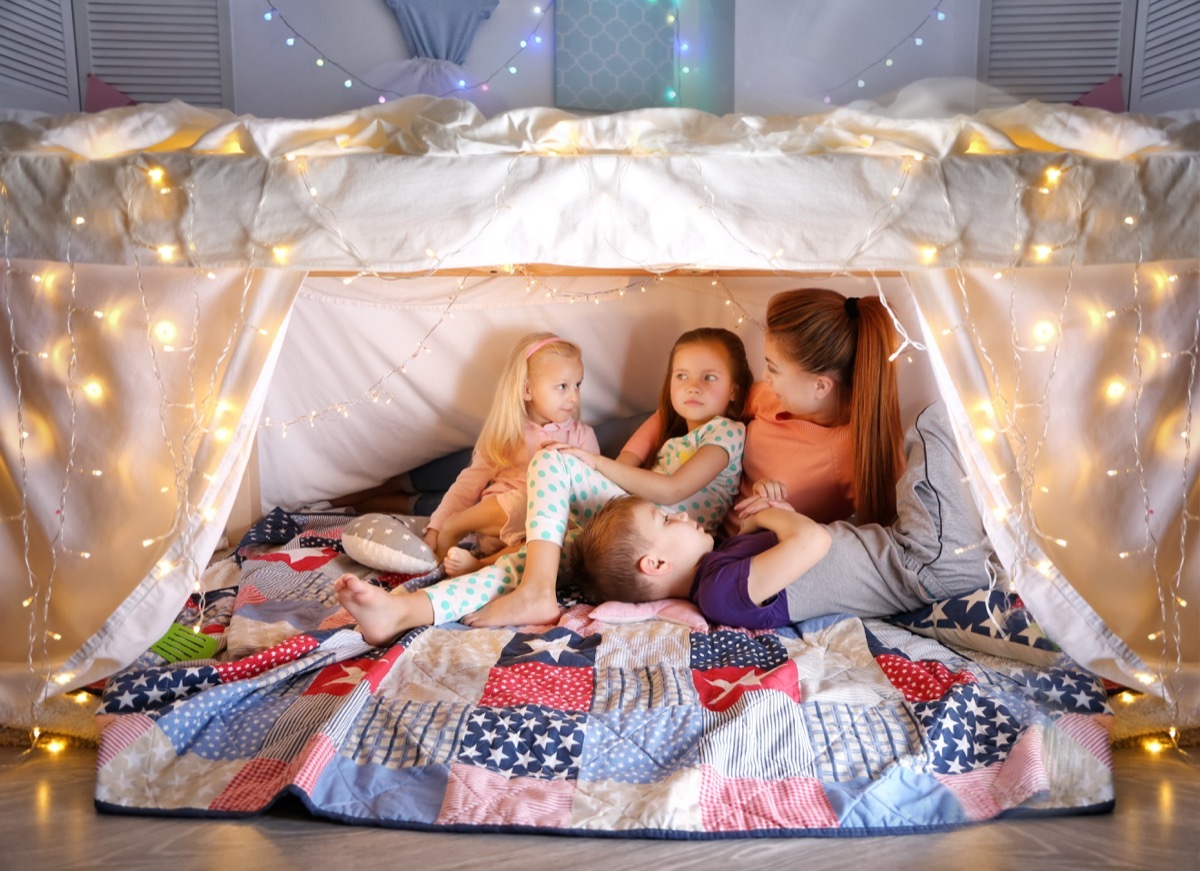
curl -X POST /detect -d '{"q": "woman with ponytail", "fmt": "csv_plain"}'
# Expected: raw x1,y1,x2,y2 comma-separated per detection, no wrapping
730,287,903,529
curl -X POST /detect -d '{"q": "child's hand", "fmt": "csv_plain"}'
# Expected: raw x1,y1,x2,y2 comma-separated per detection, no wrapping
554,445,598,470
422,528,439,551
736,497,795,529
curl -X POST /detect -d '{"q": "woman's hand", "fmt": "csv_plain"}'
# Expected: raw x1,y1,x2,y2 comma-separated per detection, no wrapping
752,479,788,502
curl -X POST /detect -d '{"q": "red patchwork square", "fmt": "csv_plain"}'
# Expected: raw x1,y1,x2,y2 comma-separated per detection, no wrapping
876,653,976,702
692,662,801,712
479,661,594,711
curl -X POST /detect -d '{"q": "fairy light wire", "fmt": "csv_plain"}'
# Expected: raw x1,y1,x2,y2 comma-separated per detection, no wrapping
819,1,948,101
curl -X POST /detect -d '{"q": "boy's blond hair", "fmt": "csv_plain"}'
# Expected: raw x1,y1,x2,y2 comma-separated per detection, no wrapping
567,495,659,604
475,332,583,470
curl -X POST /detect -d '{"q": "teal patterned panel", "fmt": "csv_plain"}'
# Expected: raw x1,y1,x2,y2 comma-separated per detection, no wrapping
555,0,677,111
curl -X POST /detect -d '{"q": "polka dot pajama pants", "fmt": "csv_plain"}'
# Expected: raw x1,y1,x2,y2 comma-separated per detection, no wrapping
421,449,644,624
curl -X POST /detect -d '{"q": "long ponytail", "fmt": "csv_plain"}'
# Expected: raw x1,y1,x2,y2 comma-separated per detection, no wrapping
765,288,902,524
847,297,902,524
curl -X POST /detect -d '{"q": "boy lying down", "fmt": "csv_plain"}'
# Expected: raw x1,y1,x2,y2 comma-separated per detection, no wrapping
336,400,998,641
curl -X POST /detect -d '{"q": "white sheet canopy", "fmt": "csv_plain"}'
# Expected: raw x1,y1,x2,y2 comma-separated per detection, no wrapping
1,95,1197,728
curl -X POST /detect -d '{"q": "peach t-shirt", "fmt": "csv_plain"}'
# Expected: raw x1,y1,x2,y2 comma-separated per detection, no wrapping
730,382,855,531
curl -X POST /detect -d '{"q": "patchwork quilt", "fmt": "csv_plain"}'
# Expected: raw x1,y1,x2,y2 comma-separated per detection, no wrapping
94,510,1115,836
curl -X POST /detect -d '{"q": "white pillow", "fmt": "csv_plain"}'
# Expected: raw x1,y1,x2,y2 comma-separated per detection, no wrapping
342,514,437,575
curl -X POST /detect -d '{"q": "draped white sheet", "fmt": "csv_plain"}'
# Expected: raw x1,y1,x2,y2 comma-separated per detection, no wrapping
1,95,1196,725
0,263,303,719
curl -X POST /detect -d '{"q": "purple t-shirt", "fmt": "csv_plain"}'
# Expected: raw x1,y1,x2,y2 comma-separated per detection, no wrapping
691,531,792,629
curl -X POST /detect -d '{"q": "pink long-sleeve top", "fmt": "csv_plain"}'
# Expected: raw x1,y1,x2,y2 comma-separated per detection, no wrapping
427,418,600,533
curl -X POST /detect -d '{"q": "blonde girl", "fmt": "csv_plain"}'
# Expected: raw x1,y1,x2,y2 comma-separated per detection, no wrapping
732,287,903,527
427,332,599,571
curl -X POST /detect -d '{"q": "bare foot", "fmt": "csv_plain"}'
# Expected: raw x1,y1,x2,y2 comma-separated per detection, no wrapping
443,546,483,578
333,572,433,646
462,584,562,628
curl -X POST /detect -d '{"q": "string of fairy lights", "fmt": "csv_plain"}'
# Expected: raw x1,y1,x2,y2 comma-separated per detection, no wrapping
255,0,955,110
2,120,1197,761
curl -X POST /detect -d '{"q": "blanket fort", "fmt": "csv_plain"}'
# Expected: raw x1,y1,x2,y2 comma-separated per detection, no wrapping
0,96,1197,738
95,511,1114,836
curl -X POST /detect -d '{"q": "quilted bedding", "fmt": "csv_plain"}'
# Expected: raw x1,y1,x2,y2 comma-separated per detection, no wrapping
94,510,1115,837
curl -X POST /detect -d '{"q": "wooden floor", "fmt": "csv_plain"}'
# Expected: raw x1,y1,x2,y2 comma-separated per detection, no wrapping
2,744,1196,870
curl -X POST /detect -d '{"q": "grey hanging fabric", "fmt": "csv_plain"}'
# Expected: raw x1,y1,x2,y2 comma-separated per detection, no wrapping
384,0,500,64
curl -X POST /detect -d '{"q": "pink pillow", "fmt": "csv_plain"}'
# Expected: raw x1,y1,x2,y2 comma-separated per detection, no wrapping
1073,74,1125,113
84,74,136,112
588,598,709,631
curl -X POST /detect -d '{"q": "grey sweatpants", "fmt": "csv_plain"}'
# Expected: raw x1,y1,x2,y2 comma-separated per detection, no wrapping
785,399,999,622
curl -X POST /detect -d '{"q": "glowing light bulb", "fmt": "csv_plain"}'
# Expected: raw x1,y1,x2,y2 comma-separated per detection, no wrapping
666,89,677,100
508,66,517,74
857,80,866,88
344,79,352,88
918,245,938,264
1143,738,1164,753
1032,320,1056,344
44,739,66,753
82,380,104,402
1033,244,1053,262
214,427,232,443
1106,380,1127,401
1044,167,1062,183
272,245,289,263
978,427,996,443
73,216,85,225
147,167,165,184
520,40,527,48
263,11,273,21
885,58,894,67
154,320,177,343
316,58,325,67
157,244,176,262
1124,216,1136,225
914,37,924,46
286,37,295,46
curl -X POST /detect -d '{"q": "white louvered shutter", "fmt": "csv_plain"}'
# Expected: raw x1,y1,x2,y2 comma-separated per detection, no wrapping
72,0,233,108
977,0,1137,106
1130,0,1200,112
0,0,79,112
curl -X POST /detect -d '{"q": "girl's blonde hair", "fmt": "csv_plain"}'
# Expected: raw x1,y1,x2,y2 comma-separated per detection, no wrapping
641,327,753,470
766,288,903,524
475,332,584,470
